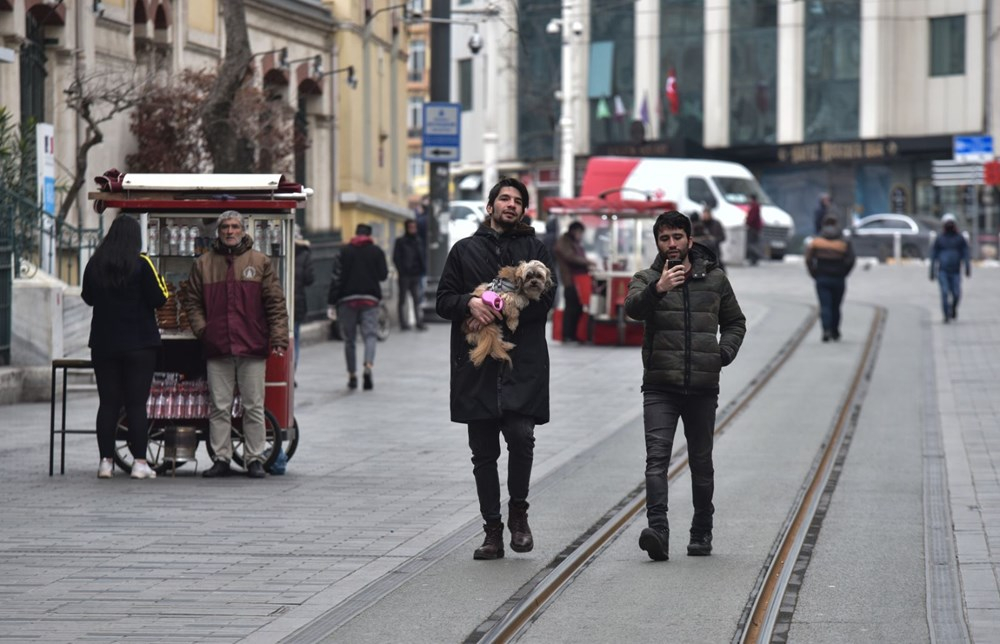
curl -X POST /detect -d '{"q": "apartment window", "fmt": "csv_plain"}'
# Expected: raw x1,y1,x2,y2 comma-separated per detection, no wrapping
408,153,425,183
407,97,424,136
458,59,473,111
930,16,965,76
408,40,426,83
407,0,424,16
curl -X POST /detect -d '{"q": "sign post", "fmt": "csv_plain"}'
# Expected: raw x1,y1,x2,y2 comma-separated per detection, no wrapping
422,102,461,163
953,135,994,163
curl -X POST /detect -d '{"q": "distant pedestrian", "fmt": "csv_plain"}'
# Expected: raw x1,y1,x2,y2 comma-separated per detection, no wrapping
700,202,726,271
393,219,427,331
813,193,831,234
293,225,315,371
184,210,289,479
554,220,594,343
543,216,558,259
82,215,168,480
328,223,389,390
436,177,556,561
805,214,856,342
930,213,971,323
624,211,746,561
745,193,763,266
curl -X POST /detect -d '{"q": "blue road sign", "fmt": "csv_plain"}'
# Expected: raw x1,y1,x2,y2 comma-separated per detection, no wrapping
422,102,461,163
953,135,994,163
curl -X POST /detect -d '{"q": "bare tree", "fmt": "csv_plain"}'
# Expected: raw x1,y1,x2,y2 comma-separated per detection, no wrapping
60,70,150,222
202,0,254,172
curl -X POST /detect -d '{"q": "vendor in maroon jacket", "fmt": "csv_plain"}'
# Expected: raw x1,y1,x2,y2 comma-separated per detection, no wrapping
184,210,289,479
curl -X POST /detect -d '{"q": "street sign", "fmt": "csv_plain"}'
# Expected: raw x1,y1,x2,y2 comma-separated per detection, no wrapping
422,102,461,163
932,160,984,187
953,135,994,163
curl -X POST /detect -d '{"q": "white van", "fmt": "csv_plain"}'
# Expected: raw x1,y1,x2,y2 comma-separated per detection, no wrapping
580,156,795,262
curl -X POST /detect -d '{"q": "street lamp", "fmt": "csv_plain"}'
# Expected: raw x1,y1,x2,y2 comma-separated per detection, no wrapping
547,1,583,198
320,65,359,90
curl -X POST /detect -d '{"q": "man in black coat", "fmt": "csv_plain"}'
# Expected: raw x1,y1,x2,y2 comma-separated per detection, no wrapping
327,223,388,391
392,219,427,330
436,177,556,561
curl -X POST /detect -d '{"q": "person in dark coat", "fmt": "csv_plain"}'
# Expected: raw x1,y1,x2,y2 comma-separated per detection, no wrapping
805,214,856,341
930,213,971,323
328,223,388,390
813,193,831,234
624,211,746,561
554,220,594,343
82,215,169,480
436,177,556,561
293,225,315,370
392,219,427,330
745,193,763,265
700,202,726,271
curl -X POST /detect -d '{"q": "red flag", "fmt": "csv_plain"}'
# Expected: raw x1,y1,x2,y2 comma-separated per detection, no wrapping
665,67,680,115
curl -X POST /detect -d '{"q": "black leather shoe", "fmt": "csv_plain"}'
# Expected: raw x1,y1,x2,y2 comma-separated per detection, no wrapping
474,522,505,560
348,375,358,390
363,368,373,391
247,461,266,479
202,460,231,478
639,527,669,561
508,502,534,553
687,531,713,556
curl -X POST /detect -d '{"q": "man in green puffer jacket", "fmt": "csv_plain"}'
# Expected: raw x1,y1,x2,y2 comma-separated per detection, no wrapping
625,210,746,562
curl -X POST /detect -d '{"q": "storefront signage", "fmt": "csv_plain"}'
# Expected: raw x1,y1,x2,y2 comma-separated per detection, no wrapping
778,139,900,165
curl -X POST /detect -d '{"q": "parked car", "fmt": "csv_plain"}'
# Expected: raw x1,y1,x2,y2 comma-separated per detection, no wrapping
847,213,937,262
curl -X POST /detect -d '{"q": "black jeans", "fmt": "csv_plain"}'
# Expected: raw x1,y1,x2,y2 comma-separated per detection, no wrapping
468,414,536,523
92,348,158,460
562,285,583,342
397,274,424,328
642,390,718,534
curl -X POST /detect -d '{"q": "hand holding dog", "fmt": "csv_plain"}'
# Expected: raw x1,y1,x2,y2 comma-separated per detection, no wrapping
469,295,504,327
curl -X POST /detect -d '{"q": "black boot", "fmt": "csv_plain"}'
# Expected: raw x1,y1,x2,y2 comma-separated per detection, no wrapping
473,522,505,560
687,530,713,556
508,502,534,553
639,526,669,561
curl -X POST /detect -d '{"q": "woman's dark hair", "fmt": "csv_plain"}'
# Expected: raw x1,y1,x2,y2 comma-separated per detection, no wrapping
487,176,529,211
653,210,691,240
89,215,142,290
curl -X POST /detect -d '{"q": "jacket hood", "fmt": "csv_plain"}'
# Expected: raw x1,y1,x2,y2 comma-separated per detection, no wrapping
350,235,374,246
473,221,537,239
211,235,253,255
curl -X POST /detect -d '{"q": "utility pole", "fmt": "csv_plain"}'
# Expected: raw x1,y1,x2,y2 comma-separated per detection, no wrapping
558,0,576,198
426,0,451,294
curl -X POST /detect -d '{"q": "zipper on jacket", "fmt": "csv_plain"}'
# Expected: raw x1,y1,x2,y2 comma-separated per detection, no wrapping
683,283,692,389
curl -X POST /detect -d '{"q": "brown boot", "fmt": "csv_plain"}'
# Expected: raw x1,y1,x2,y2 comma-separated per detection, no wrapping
508,502,534,553
473,522,505,560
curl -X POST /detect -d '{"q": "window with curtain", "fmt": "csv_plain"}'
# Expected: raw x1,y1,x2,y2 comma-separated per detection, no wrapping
930,15,965,77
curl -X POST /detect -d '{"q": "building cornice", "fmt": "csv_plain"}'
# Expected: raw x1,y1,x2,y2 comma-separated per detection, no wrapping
340,192,411,219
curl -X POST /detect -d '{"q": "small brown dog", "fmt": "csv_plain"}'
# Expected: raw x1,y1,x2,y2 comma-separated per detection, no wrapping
464,260,553,367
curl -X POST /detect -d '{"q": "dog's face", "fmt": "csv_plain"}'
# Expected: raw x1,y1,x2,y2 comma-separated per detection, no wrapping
514,260,553,300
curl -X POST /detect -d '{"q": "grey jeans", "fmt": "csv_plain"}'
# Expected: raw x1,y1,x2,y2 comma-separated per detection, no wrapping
206,355,267,464
338,303,379,374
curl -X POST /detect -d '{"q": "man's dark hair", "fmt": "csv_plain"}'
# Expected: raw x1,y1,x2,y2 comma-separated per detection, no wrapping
487,176,529,211
356,223,373,236
653,210,691,240
568,221,584,234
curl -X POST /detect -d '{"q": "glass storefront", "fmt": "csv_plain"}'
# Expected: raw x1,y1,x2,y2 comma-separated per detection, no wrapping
803,0,860,142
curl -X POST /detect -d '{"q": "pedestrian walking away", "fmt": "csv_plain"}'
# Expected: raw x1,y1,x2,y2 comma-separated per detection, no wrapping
436,177,556,561
813,192,832,235
183,210,289,479
745,193,763,266
805,214,855,342
328,223,389,390
82,215,169,480
393,218,427,331
624,211,746,561
929,213,971,323
293,224,315,372
554,220,595,343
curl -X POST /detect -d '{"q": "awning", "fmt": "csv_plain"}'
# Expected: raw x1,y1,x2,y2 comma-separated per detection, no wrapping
458,174,482,191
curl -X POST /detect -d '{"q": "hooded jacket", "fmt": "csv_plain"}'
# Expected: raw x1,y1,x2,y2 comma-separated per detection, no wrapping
328,235,389,306
184,235,289,359
436,222,556,423
392,231,426,277
624,243,746,395
931,228,970,275
82,253,168,355
805,224,855,279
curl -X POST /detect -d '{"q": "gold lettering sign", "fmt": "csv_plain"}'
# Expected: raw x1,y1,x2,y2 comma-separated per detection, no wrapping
781,139,898,164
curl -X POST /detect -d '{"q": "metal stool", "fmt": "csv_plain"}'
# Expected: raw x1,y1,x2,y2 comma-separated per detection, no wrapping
49,358,95,476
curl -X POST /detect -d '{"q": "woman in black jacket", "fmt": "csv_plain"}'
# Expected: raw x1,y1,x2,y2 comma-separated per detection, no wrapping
82,216,168,479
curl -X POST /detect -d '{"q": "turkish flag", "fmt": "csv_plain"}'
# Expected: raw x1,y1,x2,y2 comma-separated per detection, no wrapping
665,67,680,115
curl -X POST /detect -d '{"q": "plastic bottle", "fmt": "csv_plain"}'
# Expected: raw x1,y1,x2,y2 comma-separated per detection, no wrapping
147,223,158,256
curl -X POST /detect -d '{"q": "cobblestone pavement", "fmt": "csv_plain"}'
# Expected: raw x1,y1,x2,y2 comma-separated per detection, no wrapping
1,261,998,643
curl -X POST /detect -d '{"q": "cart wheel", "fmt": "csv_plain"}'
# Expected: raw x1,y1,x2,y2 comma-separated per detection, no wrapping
283,417,300,460
112,412,172,475
229,409,282,469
